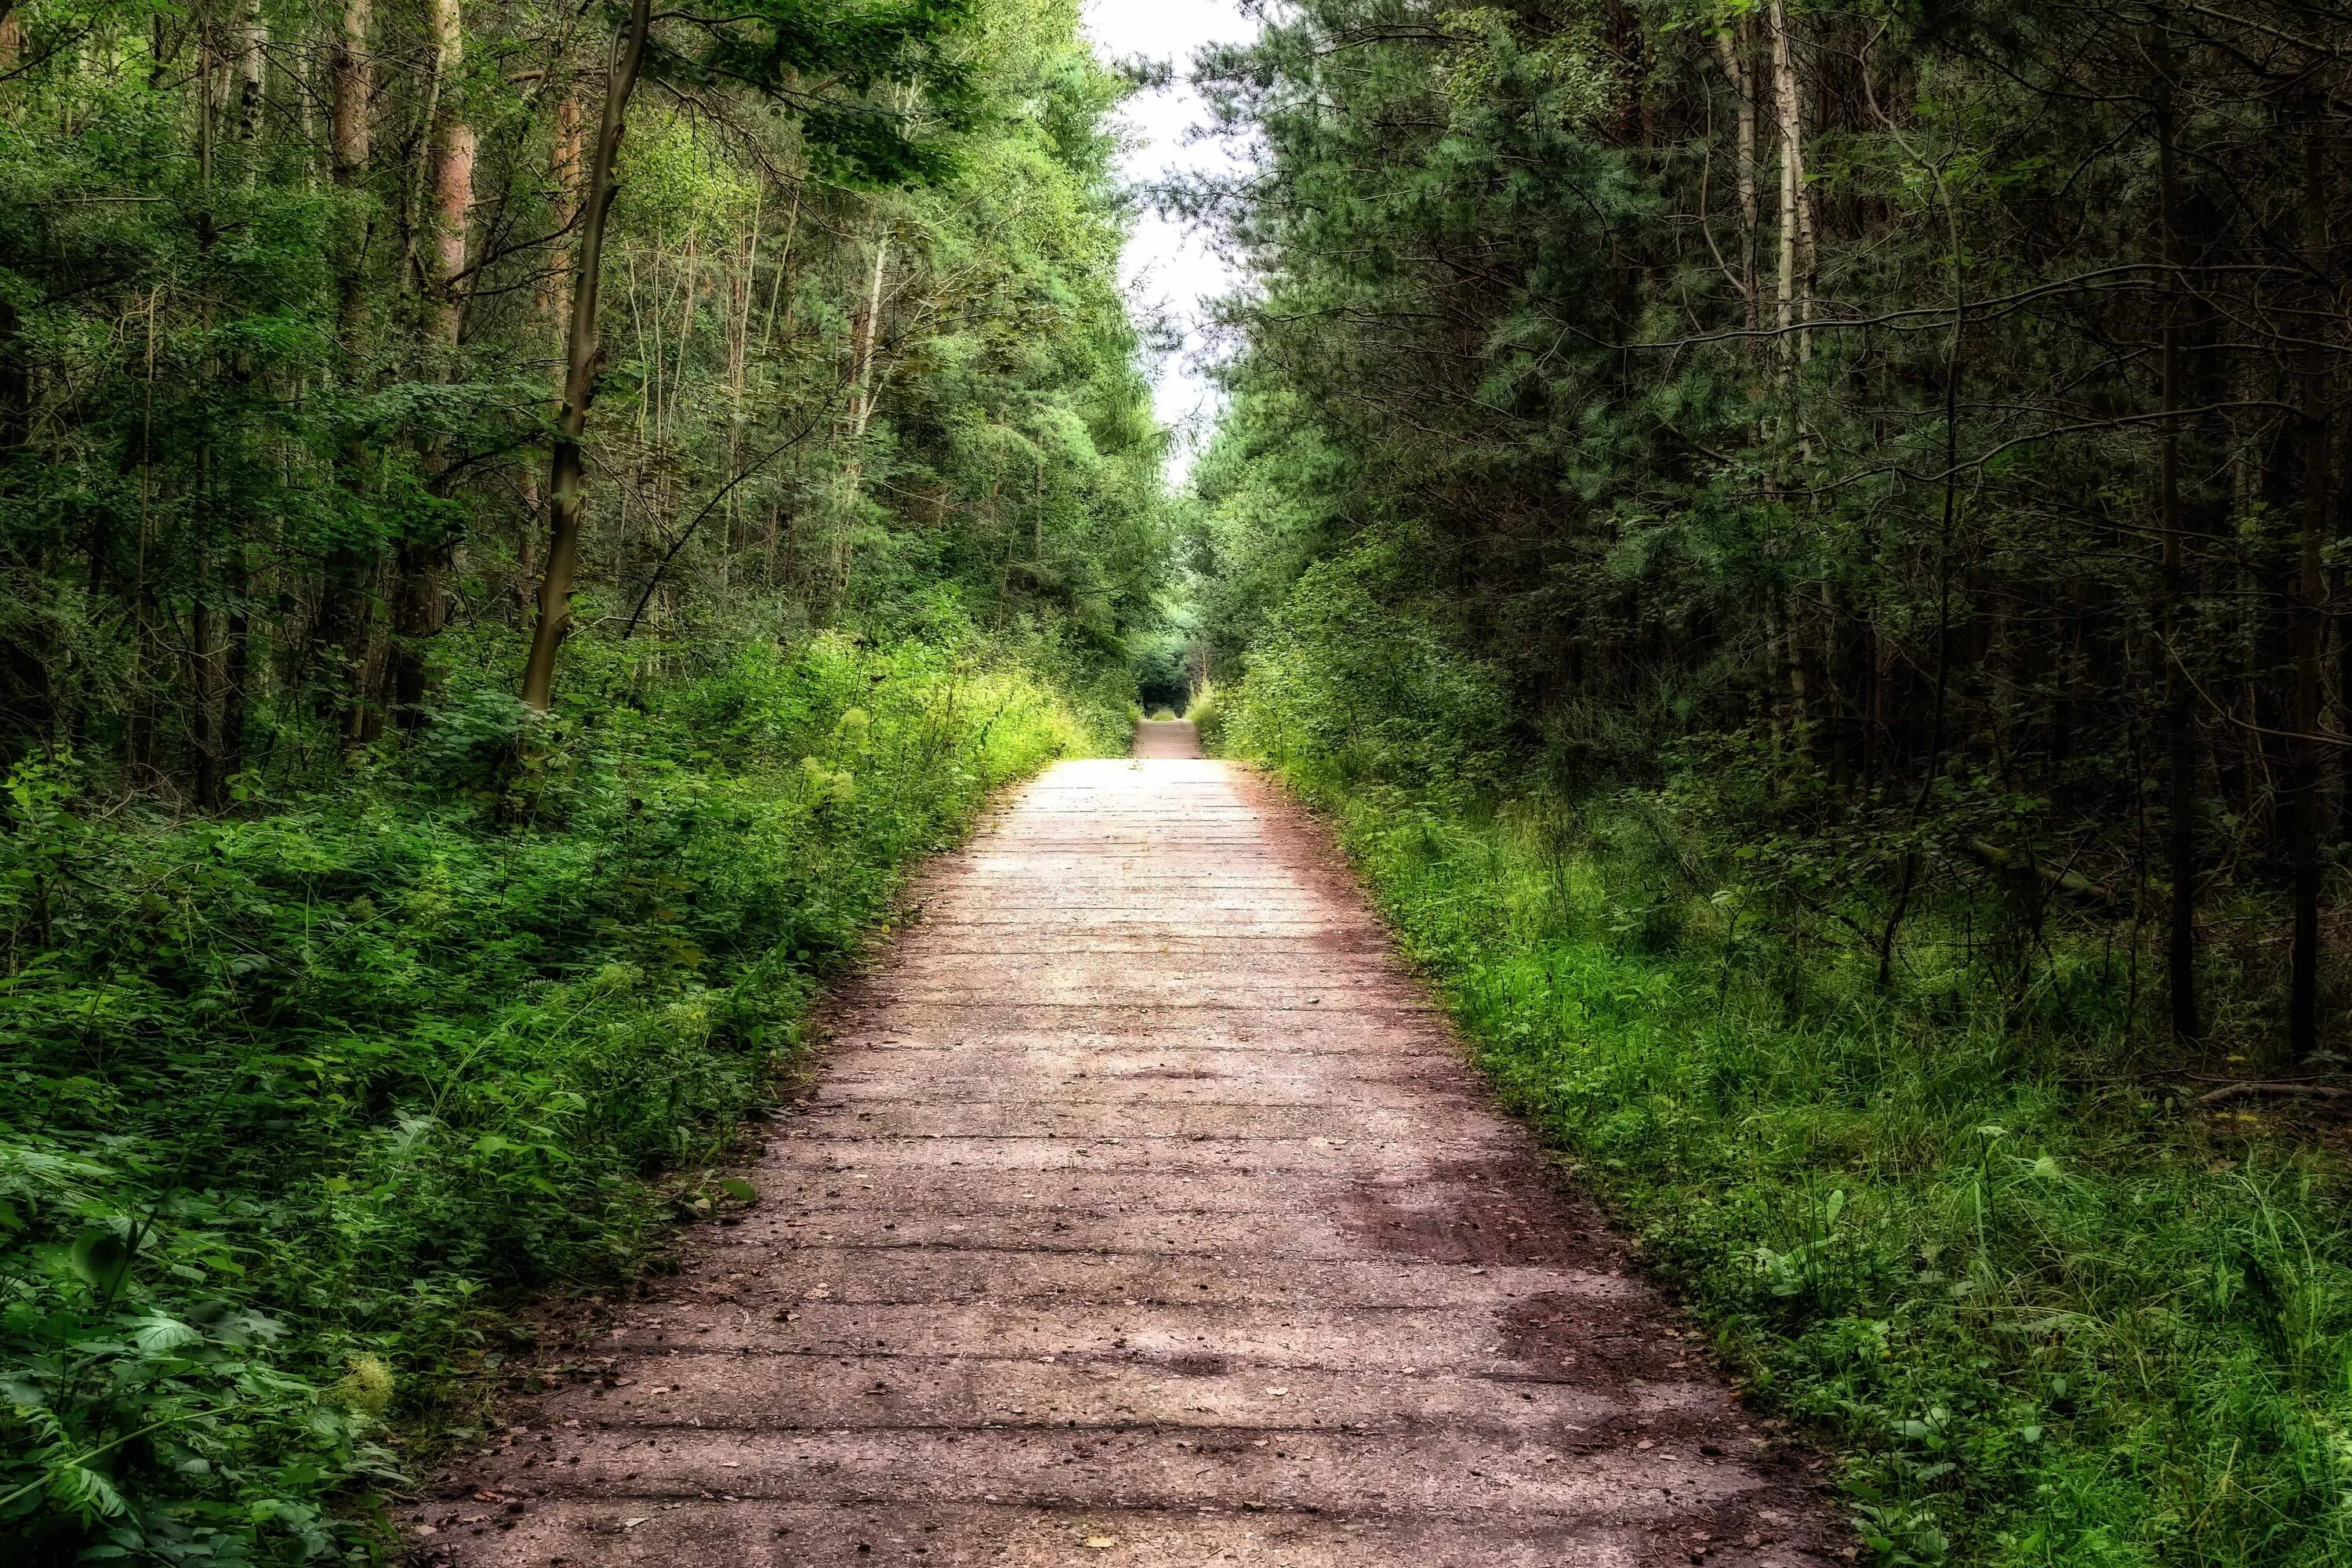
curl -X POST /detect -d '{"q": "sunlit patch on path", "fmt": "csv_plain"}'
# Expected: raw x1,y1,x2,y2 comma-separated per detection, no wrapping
413,724,1847,1565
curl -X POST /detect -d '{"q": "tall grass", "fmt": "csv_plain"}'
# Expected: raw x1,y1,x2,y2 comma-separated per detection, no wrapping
0,626,1110,1564
1229,749,2352,1566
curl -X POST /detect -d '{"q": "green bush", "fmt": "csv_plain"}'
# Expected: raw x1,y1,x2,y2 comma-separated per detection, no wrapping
0,630,1098,1564
1223,538,1514,808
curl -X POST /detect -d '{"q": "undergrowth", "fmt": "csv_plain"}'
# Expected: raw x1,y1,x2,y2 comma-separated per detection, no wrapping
0,624,1109,1563
1214,615,2352,1567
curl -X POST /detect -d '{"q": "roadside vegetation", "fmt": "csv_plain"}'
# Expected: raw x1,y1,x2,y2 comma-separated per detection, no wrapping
3,622,1114,1563
0,0,1161,1559
1179,3,2352,1565
1200,597,2352,1567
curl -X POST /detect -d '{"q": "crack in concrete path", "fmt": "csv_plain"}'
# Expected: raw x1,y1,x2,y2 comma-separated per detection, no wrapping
412,720,1848,1566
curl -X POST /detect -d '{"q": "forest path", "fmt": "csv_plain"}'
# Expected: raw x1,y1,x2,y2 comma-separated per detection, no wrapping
414,728,1844,1566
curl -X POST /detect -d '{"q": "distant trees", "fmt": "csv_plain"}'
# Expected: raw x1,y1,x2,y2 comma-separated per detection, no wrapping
1187,0,2352,1059
0,0,1166,775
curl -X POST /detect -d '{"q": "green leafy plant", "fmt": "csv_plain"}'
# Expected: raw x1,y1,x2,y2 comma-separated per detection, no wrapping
0,630,1102,1563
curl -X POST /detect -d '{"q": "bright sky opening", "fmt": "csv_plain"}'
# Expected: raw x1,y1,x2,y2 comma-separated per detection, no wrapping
1083,1,1261,477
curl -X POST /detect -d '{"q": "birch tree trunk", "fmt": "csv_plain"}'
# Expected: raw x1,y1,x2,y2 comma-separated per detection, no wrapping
237,0,265,149
1766,1,1811,367
425,0,474,355
1711,24,1757,332
851,227,891,440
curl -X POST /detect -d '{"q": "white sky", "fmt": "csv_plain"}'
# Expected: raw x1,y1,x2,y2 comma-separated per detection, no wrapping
1081,1,1262,477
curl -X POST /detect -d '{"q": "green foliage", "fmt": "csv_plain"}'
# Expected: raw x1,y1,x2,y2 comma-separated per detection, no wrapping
1178,0,2352,1069
1214,622,2352,1568
0,627,1102,1563
0,0,1166,1557
682,0,980,184
1221,532,1514,809
0,0,1166,785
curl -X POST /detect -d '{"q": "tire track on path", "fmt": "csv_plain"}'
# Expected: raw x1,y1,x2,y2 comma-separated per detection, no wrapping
413,719,1847,1566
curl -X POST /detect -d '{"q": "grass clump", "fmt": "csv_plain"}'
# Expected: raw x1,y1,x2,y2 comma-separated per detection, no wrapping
0,627,1104,1564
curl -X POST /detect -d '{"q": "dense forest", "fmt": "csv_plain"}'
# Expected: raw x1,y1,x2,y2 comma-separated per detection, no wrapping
1180,1,2352,1564
0,0,1162,1559
13,0,2352,1561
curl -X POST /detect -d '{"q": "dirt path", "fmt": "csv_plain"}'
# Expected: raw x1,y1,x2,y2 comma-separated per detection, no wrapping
414,724,1846,1566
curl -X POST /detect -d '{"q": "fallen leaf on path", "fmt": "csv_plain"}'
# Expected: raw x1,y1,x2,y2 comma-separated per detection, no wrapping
1085,1537,1118,1549
621,1518,651,1530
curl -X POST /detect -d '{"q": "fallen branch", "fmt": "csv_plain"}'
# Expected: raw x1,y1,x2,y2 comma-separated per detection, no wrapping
1963,839,2120,908
2192,1080,2352,1108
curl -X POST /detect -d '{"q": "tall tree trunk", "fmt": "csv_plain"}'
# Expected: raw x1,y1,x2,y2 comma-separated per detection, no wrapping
330,0,372,350
831,220,891,604
2288,103,2331,1059
2338,556,2352,845
518,91,583,619
850,225,891,440
1765,0,1811,369
425,0,473,356
222,551,249,791
541,91,583,329
1712,24,1757,332
722,191,761,585
521,0,654,710
389,536,447,722
322,0,379,740
386,0,471,726
236,0,265,150
191,601,223,808
2153,32,2201,1045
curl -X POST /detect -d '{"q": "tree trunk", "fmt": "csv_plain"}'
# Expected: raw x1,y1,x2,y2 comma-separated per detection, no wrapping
1765,0,1811,368
390,535,448,723
2153,33,2201,1045
2338,557,2352,845
191,601,223,809
237,0,266,151
521,0,654,710
1711,24,1757,332
850,226,891,440
425,0,473,356
542,91,583,330
722,192,761,584
2288,103,2330,1059
222,554,249,791
330,0,372,350
383,0,471,725
323,0,379,739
